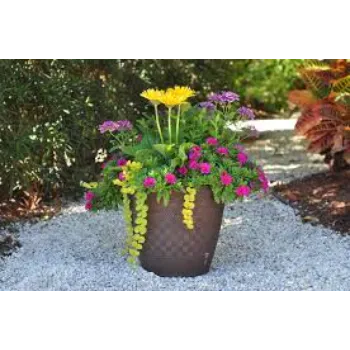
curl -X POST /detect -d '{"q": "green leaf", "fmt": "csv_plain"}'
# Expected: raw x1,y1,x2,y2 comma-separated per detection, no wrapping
153,144,174,158
178,142,192,162
170,157,182,169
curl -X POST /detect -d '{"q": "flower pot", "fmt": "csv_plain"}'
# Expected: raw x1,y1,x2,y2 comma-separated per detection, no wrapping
138,187,224,277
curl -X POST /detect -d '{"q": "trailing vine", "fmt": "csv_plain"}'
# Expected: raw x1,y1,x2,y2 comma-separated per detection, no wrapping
182,187,196,230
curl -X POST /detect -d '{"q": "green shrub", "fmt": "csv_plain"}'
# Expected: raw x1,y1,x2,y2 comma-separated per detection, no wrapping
0,59,302,201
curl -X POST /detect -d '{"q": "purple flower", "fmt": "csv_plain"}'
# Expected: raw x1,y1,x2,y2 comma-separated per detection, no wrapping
220,91,240,103
208,93,223,103
208,91,240,104
98,121,119,134
115,120,133,131
199,101,215,111
238,106,255,120
234,144,245,152
98,120,133,134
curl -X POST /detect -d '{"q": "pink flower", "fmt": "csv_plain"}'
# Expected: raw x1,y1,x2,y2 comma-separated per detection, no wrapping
191,145,201,153
220,171,233,186
165,173,177,185
189,146,202,160
84,191,95,201
236,185,251,197
118,172,126,181
235,144,245,152
177,166,188,175
258,168,269,192
237,152,248,166
188,160,199,170
261,180,269,192
216,147,229,156
206,137,218,146
198,162,211,174
85,201,93,211
117,158,127,167
143,177,156,188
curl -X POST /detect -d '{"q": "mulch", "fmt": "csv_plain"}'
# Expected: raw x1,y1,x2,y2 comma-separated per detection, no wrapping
0,199,61,257
274,170,350,235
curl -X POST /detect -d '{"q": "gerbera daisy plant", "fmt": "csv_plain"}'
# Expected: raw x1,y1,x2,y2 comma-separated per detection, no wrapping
83,86,269,264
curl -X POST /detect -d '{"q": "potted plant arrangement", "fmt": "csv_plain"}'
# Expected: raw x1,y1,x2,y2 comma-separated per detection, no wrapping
83,86,269,277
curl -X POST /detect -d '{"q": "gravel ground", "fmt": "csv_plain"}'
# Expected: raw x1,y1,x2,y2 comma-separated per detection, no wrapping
1,129,349,291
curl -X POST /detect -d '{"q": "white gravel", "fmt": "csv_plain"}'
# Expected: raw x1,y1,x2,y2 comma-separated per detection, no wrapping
1,196,350,291
1,128,349,291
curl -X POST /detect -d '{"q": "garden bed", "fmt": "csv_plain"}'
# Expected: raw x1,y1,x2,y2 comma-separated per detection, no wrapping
274,170,350,234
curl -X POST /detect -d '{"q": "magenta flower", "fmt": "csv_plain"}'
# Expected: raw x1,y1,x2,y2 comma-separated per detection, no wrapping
258,168,269,192
261,180,269,192
237,152,249,166
178,166,188,175
238,106,255,120
198,162,211,174
118,172,126,181
84,191,95,201
206,137,218,146
85,201,93,211
189,145,202,160
220,171,233,186
188,160,199,170
98,121,119,134
217,147,229,156
165,173,177,185
143,177,156,188
220,172,233,186
117,158,127,167
236,185,251,197
199,101,215,111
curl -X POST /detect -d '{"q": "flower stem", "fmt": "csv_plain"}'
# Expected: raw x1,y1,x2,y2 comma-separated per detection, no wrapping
175,105,181,144
168,107,172,144
154,105,164,143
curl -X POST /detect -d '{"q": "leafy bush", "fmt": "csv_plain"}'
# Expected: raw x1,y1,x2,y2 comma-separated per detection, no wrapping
0,59,300,201
289,59,350,171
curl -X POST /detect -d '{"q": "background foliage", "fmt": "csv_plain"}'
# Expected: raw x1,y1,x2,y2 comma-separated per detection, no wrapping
0,59,302,201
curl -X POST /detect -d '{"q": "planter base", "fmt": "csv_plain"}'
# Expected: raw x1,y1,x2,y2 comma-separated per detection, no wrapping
138,187,224,277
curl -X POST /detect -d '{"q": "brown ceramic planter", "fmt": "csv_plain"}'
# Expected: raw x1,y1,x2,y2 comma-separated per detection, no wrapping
138,187,224,277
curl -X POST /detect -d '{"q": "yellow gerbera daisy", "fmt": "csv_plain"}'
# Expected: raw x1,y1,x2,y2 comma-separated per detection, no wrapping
159,86,195,107
140,89,165,105
168,86,196,100
158,91,184,107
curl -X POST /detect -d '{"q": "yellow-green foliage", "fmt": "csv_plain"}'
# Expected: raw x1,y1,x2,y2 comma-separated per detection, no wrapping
182,187,196,230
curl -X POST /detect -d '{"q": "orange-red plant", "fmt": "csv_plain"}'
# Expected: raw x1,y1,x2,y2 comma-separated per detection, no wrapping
289,59,350,171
